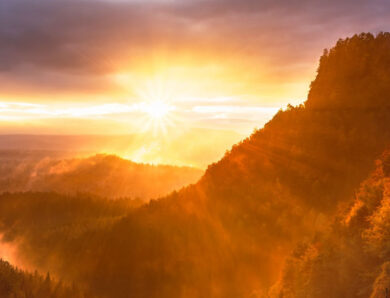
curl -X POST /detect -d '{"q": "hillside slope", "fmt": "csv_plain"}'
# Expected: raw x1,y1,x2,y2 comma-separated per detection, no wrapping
1,33,390,297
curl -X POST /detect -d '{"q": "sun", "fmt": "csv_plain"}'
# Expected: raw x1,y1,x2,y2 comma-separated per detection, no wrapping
114,74,178,134
144,101,173,120
139,100,176,136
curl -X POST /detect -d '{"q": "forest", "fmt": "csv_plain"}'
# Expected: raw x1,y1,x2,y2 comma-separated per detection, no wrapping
0,258,92,298
1,32,390,297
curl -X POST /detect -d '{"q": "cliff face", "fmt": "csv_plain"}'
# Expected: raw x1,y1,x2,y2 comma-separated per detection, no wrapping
306,32,390,110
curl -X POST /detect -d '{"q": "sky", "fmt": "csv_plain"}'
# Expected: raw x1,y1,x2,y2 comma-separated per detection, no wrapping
1,0,390,165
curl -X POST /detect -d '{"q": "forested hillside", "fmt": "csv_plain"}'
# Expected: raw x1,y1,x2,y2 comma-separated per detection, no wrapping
1,33,390,297
0,154,203,200
271,151,390,297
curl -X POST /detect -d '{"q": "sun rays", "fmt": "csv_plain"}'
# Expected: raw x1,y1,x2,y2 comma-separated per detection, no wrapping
139,100,176,136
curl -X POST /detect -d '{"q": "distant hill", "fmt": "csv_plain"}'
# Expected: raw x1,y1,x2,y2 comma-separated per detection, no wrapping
0,153,203,200
1,33,390,297
0,128,244,168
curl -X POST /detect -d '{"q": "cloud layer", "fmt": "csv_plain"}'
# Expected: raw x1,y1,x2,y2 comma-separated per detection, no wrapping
1,0,389,98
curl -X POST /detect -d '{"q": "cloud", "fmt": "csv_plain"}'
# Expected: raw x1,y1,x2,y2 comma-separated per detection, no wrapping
192,105,278,116
1,0,390,97
0,101,161,118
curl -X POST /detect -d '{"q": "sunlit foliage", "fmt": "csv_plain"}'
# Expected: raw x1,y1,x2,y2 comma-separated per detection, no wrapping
271,152,390,297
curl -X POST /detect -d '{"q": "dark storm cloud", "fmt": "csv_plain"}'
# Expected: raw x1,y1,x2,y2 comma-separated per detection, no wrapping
0,0,390,94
